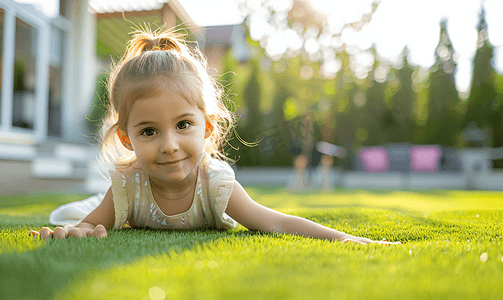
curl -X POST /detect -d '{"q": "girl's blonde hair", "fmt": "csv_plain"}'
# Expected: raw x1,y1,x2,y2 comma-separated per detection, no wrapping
100,27,235,168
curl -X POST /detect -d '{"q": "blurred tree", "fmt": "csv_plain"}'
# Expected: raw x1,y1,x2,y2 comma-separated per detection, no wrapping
320,81,338,145
219,48,239,105
269,83,294,165
492,73,503,168
330,51,367,169
386,49,415,143
220,48,242,162
424,21,462,147
331,52,352,148
363,47,388,146
233,59,264,166
319,61,345,161
464,8,497,146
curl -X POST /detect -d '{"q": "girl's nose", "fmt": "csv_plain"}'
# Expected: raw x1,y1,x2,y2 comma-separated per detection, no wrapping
159,132,179,154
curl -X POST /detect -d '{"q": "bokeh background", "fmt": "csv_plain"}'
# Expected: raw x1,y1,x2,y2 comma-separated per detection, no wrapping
1,0,502,194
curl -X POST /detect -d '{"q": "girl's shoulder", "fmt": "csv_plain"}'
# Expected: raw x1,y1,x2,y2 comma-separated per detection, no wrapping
204,155,235,177
109,164,144,181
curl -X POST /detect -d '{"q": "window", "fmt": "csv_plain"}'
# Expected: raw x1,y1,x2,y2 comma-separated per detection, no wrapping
0,0,69,144
0,8,4,124
48,27,64,137
12,17,38,130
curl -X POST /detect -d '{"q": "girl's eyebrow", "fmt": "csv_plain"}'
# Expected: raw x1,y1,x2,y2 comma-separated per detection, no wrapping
133,113,196,127
176,113,196,119
133,121,154,127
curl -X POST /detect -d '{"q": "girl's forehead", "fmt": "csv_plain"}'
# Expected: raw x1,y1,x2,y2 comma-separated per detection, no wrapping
134,89,195,108
128,91,204,121
125,76,204,108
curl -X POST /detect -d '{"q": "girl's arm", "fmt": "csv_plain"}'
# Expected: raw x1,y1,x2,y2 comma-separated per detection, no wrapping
225,181,398,245
31,187,115,240
78,187,115,230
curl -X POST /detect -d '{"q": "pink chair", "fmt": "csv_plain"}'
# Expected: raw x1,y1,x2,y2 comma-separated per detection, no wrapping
409,146,442,172
358,147,390,173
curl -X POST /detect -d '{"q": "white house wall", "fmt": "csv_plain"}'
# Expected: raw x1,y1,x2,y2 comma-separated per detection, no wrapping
63,0,97,142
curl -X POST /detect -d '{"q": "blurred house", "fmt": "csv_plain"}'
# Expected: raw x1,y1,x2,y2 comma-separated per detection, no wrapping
0,0,248,194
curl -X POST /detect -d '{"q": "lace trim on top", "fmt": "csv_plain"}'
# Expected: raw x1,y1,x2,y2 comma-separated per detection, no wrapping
207,158,236,229
109,170,129,229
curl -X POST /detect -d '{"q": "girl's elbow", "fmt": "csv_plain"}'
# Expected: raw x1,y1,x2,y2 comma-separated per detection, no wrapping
268,213,293,234
240,217,284,234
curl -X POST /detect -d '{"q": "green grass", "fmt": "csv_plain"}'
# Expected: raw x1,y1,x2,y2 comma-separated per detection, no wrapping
1,188,502,300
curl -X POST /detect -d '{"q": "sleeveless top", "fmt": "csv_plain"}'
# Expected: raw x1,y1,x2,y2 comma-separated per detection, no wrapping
109,153,237,230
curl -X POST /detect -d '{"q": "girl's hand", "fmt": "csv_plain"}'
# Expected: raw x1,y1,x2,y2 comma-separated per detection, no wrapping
28,188,114,241
341,235,400,245
28,225,107,240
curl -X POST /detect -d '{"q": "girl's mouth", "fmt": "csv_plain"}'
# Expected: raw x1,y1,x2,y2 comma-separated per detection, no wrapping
158,158,186,166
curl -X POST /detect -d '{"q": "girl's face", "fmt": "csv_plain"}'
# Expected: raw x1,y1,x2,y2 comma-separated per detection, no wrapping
120,89,211,185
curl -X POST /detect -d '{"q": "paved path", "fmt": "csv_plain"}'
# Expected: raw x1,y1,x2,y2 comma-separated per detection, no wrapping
2,160,503,195
0,160,86,195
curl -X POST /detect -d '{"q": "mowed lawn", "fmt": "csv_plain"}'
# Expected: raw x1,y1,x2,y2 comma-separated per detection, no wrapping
1,187,503,300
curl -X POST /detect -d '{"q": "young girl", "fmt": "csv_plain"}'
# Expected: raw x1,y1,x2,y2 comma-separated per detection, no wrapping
30,28,398,246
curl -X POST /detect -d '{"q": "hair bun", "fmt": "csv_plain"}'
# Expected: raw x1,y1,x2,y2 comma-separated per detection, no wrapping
124,29,184,61
152,37,182,53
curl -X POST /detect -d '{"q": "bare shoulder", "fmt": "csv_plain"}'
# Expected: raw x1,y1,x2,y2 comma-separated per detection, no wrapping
225,181,287,232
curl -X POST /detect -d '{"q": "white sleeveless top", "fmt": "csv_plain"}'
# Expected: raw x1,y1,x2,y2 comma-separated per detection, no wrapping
109,153,237,230
49,153,237,231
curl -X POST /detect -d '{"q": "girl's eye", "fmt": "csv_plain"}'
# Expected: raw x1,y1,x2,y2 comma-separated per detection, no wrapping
177,120,192,130
140,128,157,136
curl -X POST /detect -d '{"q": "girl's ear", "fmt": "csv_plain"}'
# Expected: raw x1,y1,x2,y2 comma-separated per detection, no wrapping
117,129,134,151
204,120,214,139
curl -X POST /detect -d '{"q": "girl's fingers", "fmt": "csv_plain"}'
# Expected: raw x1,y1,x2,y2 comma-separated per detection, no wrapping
28,230,40,239
28,227,111,240
53,227,68,240
39,227,54,241
90,224,107,238
68,228,87,238
342,239,365,245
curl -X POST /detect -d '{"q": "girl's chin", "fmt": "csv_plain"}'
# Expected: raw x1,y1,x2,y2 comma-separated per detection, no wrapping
150,166,198,184
150,174,190,185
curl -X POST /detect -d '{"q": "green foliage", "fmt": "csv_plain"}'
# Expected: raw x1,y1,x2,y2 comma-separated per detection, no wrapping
465,42,496,130
268,84,295,166
424,22,462,147
1,190,503,299
464,11,498,148
96,16,163,58
219,48,239,103
87,73,110,135
492,77,503,167
387,51,416,143
227,59,264,166
425,68,462,146
364,80,388,146
243,60,265,131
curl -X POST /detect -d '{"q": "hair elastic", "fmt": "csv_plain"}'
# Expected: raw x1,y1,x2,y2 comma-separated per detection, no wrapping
151,46,162,51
